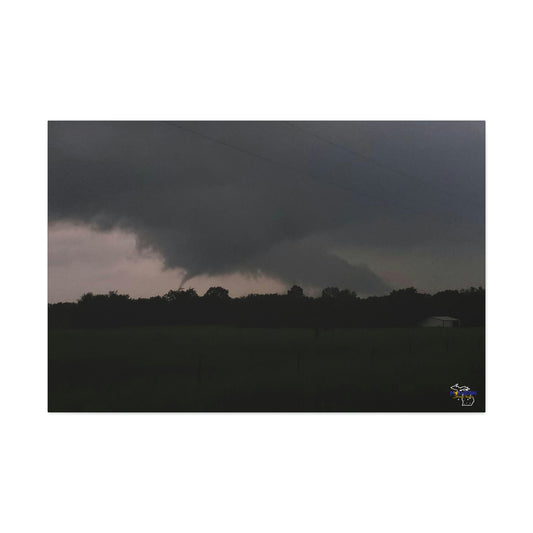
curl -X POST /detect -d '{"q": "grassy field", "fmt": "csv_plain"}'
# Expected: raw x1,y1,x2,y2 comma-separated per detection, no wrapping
48,326,485,412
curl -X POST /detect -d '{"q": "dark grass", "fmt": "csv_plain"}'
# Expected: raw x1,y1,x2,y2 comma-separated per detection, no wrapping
48,326,485,412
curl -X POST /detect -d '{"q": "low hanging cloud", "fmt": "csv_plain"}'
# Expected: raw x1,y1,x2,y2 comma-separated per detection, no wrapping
48,121,485,296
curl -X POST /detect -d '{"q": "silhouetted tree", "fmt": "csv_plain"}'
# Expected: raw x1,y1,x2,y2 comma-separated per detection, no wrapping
338,289,357,299
390,287,418,297
78,292,94,304
203,286,230,300
49,285,485,329
107,290,130,302
322,287,340,299
164,288,199,302
287,285,304,298
183,288,199,299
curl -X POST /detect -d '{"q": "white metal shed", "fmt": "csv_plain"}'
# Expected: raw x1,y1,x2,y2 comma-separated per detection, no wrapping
421,316,460,327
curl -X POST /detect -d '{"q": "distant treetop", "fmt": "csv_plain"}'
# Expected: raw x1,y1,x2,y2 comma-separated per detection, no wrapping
287,285,304,298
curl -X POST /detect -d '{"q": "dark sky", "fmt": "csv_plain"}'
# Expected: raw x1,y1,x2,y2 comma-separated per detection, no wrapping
48,121,485,302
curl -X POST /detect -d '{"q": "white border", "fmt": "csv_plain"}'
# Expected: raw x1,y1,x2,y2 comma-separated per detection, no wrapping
2,1,532,532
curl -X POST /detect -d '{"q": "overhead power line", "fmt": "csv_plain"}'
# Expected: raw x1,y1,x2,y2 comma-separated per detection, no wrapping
285,121,484,209
165,122,474,225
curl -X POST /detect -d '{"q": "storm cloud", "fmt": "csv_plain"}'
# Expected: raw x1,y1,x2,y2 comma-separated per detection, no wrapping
48,121,484,297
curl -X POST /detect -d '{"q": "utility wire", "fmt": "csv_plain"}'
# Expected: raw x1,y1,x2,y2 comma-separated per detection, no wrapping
285,121,484,209
165,122,469,225
167,122,374,196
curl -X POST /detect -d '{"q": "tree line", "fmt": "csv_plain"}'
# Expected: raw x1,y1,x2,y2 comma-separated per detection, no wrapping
48,286,485,329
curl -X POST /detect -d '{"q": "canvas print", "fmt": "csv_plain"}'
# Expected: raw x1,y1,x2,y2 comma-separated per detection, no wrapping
48,121,485,412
